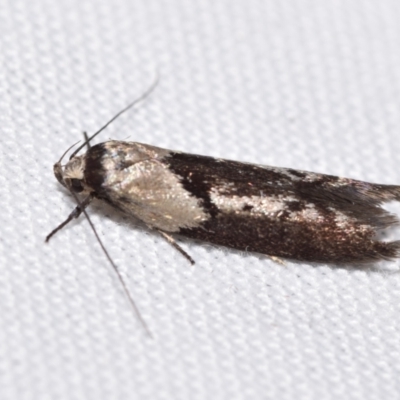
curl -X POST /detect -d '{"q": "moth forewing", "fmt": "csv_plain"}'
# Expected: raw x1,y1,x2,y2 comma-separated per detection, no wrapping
54,140,400,265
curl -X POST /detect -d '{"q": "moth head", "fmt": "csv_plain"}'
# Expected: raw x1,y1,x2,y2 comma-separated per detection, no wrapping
54,154,89,194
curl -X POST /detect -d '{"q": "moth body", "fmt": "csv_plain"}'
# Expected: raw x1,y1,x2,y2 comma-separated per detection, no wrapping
55,140,400,264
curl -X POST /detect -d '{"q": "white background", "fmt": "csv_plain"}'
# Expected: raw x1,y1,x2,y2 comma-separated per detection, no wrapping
1,1,400,399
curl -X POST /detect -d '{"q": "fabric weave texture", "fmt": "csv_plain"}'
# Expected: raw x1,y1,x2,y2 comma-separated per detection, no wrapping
1,1,400,399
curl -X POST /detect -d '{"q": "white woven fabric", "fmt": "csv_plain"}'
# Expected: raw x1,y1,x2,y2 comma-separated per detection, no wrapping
1,0,400,399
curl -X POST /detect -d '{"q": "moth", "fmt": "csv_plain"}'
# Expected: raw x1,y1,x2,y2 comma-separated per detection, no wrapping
47,86,400,332
49,139,400,265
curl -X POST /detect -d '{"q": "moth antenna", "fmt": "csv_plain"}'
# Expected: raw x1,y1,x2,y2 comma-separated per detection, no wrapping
70,74,160,158
58,140,81,163
69,191,152,337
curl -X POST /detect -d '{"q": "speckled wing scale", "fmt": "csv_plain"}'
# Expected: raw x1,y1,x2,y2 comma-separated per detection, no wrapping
60,140,400,265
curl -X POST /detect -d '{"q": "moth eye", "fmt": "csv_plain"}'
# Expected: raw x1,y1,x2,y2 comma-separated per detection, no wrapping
70,178,84,193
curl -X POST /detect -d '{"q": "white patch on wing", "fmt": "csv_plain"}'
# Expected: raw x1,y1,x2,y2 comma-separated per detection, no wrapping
210,188,323,221
333,210,355,229
100,143,210,232
289,203,321,221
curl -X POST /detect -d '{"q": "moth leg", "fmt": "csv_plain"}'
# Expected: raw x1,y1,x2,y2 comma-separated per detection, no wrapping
83,131,91,149
269,255,286,266
46,194,94,242
157,230,195,265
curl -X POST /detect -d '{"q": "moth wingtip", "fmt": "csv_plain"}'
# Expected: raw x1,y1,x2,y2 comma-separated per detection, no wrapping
379,240,400,261
390,240,400,257
388,185,400,202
